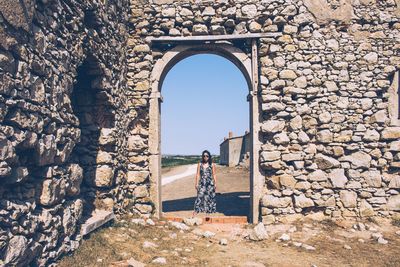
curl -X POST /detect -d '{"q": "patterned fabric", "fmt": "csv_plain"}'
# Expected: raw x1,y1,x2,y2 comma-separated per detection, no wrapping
193,163,217,213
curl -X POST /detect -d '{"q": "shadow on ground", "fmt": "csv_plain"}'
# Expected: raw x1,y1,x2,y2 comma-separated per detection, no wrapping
162,191,250,217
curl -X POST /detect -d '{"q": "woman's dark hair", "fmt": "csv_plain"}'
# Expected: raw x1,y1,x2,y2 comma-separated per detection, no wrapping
201,150,212,165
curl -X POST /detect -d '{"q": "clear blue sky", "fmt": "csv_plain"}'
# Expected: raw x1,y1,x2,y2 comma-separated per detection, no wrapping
161,54,249,155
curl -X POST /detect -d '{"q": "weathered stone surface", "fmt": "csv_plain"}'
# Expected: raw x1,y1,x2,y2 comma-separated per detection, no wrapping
363,129,380,142
241,4,257,19
127,171,149,184
381,127,400,140
261,120,285,133
362,171,382,188
39,178,66,206
329,169,348,188
387,195,400,211
279,174,296,188
260,151,281,162
4,235,30,266
342,152,371,169
315,154,340,169
360,200,374,217
261,195,292,208
66,164,83,196
127,136,146,152
93,165,114,187
80,210,116,236
308,170,328,182
249,222,269,241
340,191,357,208
273,132,290,144
316,130,333,143
294,194,314,208
389,141,400,152
388,174,400,188
36,135,57,166
192,24,208,35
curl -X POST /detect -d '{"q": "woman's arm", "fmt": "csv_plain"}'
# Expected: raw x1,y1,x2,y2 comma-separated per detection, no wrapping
195,162,200,189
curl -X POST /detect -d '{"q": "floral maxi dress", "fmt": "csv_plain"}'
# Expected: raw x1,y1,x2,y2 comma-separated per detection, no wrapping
194,163,217,213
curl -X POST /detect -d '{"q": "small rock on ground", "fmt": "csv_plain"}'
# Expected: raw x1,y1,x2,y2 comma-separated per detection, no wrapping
152,257,167,264
131,218,146,226
279,233,290,241
183,217,203,226
240,261,266,267
146,218,155,225
377,237,388,244
249,222,269,241
343,244,352,250
302,244,316,251
219,238,228,245
203,230,216,238
127,257,145,267
143,241,158,249
169,221,190,231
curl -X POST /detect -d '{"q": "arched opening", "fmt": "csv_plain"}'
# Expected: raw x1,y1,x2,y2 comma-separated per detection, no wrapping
161,54,250,219
148,44,262,223
70,55,116,216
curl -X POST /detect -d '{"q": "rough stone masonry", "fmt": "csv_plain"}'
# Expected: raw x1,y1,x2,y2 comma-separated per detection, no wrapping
0,0,400,265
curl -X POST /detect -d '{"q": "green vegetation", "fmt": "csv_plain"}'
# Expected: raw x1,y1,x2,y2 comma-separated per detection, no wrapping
162,155,220,168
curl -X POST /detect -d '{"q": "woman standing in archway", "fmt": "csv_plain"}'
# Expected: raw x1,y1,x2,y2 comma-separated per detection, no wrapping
193,150,217,216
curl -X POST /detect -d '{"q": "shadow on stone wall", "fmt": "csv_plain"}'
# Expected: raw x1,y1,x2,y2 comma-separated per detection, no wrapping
70,55,116,218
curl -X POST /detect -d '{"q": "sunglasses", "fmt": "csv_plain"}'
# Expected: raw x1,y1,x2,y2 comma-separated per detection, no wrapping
202,154,209,158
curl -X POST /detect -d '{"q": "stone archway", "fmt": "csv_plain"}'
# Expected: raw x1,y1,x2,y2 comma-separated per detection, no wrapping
148,43,263,223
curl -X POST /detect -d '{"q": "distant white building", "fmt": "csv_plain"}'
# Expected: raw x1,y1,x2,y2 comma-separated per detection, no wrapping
219,131,250,167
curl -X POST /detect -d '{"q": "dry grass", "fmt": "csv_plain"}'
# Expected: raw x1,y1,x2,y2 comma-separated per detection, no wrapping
392,217,400,227
58,216,400,267
58,217,216,267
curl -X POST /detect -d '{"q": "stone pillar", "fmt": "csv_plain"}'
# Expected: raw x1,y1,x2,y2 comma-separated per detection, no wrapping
149,91,162,218
249,39,263,224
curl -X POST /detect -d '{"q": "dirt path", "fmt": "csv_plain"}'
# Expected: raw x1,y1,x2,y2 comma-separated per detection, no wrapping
161,164,197,185
162,164,249,218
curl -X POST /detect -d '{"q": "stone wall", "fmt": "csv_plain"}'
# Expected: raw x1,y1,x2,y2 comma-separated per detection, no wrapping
126,0,400,224
0,0,130,265
1,0,400,265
